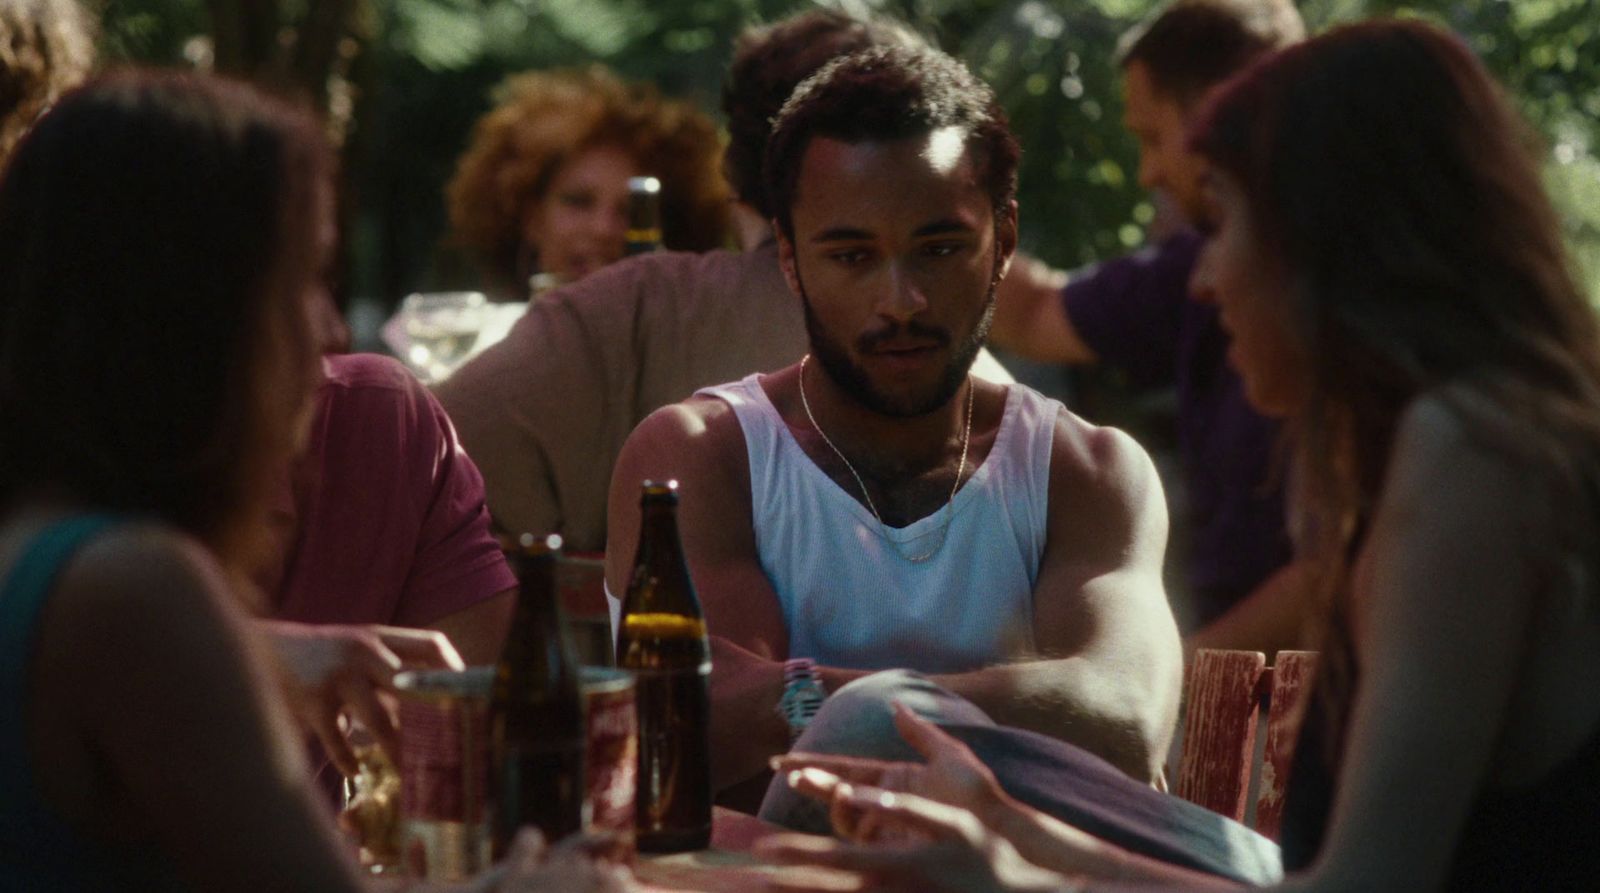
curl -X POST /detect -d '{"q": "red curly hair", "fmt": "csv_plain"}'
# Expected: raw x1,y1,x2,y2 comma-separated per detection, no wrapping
446,65,728,297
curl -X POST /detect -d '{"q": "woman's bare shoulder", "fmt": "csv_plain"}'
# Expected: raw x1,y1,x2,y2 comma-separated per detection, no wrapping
39,523,245,675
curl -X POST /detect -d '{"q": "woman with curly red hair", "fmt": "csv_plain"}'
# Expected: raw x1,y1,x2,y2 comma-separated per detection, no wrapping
447,66,728,300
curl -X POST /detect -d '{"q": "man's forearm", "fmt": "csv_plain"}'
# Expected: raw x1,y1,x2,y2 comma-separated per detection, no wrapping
933,656,1176,781
992,255,1094,364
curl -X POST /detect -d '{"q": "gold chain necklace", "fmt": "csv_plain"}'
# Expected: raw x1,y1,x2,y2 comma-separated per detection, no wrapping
796,354,973,563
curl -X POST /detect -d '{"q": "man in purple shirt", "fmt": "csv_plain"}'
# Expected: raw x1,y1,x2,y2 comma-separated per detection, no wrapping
993,0,1304,651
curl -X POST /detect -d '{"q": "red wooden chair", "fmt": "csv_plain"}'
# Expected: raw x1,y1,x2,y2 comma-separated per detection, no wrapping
1175,649,1318,839
1255,650,1317,839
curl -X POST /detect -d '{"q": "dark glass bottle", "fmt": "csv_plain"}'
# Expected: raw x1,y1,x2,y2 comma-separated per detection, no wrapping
489,533,586,857
616,480,712,852
623,176,663,256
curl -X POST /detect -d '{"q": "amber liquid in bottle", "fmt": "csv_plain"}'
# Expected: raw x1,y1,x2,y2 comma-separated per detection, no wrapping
489,533,587,858
616,480,712,852
624,176,663,257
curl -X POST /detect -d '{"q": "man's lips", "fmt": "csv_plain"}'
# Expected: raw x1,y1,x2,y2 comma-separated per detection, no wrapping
872,343,940,355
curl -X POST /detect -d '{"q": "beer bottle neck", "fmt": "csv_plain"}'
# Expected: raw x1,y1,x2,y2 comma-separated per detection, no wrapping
508,552,561,622
500,552,579,692
625,181,662,255
625,501,701,618
636,503,683,563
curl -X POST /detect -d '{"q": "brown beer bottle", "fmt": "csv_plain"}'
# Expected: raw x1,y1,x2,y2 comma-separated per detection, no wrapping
623,176,663,256
489,533,586,857
616,480,712,852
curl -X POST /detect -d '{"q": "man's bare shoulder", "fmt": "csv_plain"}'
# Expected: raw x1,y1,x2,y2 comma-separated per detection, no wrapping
627,393,747,461
613,391,755,515
1046,405,1161,504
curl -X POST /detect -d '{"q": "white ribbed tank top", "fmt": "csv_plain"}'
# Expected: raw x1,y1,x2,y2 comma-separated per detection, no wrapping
698,374,1060,673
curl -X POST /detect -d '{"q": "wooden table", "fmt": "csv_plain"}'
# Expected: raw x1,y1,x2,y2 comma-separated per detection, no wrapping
634,808,858,892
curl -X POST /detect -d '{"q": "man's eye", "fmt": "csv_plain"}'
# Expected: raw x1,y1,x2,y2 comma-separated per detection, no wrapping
924,242,962,258
559,191,594,209
830,249,869,264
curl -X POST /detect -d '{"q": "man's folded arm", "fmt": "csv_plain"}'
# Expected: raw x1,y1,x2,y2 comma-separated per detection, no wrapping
604,400,796,789
932,421,1180,781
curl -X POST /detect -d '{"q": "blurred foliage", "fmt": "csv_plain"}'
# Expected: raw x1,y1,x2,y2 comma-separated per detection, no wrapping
97,0,1599,305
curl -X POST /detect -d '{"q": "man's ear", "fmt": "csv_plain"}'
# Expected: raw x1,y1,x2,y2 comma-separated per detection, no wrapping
775,220,803,299
994,200,1019,282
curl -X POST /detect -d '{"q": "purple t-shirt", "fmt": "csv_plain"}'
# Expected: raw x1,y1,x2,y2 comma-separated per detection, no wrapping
263,353,516,626
1063,231,1290,627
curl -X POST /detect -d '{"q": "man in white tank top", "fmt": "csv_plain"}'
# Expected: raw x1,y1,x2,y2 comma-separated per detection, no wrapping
605,38,1179,786
605,41,1275,882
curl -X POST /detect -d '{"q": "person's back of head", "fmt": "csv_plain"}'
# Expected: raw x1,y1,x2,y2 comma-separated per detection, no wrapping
0,70,331,565
1119,0,1303,108
763,43,1020,242
720,8,926,220
0,0,95,163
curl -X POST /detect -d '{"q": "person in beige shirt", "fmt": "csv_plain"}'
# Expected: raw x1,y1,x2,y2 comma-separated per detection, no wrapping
434,10,1009,550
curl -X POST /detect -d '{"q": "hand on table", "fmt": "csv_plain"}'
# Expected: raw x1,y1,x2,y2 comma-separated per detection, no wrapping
755,789,1075,893
772,702,1012,839
258,619,464,775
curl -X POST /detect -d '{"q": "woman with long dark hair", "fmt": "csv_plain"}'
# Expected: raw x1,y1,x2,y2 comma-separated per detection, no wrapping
761,18,1600,891
0,71,629,891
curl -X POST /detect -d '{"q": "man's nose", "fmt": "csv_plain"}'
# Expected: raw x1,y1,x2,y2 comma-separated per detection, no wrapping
875,263,930,321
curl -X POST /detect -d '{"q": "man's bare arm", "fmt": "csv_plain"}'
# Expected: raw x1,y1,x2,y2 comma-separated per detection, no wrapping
428,589,516,665
930,420,1180,781
605,400,797,789
991,254,1098,365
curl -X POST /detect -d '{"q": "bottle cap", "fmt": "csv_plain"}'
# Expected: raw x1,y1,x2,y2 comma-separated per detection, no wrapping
640,480,679,503
497,532,564,555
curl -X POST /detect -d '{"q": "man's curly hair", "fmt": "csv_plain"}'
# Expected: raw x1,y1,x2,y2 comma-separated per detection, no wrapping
1,0,95,164
764,44,1020,241
720,9,924,219
446,65,728,296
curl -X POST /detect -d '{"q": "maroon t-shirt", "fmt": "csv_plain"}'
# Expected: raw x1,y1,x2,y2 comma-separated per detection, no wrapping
263,353,516,627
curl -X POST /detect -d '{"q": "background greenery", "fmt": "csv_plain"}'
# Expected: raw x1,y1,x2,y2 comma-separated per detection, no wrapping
99,0,1600,312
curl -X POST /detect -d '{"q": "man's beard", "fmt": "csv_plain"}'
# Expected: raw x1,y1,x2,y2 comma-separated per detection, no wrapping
797,266,997,418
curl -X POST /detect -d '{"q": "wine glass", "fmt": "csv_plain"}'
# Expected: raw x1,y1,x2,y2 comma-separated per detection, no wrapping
400,291,487,382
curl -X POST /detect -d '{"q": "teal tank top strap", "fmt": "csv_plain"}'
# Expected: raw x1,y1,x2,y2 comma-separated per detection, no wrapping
0,515,122,811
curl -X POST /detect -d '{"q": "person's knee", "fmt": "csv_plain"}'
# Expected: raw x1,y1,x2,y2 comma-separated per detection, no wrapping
819,669,924,720
795,669,991,760
759,670,944,831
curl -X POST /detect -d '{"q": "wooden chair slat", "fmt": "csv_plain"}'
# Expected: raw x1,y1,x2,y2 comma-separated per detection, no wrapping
1255,650,1318,840
1176,649,1267,822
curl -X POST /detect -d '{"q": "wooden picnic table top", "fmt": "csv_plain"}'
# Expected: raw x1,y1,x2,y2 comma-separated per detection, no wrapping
634,807,855,893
